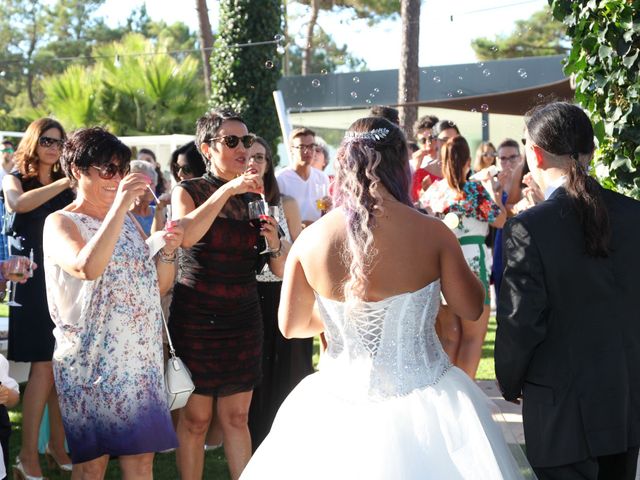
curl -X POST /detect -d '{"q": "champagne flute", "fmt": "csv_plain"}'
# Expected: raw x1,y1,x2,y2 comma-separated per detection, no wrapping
5,236,24,307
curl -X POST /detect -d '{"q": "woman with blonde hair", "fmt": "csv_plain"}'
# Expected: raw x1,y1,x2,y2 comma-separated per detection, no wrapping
421,136,505,379
2,117,75,478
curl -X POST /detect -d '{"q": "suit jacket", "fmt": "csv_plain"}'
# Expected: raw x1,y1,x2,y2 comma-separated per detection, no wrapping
495,185,640,468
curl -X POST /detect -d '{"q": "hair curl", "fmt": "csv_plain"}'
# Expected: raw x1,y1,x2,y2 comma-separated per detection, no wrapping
334,117,411,303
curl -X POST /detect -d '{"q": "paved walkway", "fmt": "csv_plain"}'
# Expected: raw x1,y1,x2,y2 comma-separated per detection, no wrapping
478,379,525,445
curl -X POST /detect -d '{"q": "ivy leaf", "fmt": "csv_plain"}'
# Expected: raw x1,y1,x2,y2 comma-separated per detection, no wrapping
611,155,635,172
598,45,613,60
622,49,639,68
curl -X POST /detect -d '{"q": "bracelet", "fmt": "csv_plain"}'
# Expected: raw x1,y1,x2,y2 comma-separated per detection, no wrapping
158,248,177,264
269,242,283,259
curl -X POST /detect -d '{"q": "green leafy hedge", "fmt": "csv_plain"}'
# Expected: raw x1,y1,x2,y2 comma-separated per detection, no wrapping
550,0,640,197
210,0,283,164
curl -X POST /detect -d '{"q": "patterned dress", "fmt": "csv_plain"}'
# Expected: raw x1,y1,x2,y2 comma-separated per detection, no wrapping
421,180,501,304
169,172,264,397
43,212,177,464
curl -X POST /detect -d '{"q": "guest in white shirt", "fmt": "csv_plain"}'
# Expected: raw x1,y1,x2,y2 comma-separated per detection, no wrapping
276,128,330,226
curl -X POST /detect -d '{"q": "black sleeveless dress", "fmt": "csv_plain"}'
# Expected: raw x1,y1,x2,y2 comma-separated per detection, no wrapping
8,172,75,361
169,173,264,397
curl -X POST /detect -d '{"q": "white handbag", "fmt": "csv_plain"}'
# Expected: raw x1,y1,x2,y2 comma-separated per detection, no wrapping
161,309,195,410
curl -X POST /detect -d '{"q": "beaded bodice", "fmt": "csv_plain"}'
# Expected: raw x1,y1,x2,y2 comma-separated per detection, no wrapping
315,280,451,400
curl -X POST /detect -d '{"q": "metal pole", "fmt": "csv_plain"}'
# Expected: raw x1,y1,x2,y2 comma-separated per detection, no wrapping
272,90,293,166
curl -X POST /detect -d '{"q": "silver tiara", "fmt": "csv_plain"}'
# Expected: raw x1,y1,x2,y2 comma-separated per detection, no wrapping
344,127,389,143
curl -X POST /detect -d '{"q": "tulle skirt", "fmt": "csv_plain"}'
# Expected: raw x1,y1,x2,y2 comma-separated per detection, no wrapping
241,367,535,479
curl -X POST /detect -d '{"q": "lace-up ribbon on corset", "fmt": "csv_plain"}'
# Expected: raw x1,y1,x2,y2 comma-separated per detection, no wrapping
315,280,451,400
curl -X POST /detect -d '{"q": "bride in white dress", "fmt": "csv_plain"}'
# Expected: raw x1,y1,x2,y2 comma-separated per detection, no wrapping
241,117,534,479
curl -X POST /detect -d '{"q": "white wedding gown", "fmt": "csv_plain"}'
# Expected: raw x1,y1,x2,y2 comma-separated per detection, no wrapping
241,280,535,479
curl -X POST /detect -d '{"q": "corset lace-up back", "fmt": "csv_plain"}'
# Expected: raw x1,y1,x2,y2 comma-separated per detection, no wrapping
315,280,451,400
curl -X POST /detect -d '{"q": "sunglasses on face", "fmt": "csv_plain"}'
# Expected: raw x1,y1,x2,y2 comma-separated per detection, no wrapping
211,135,255,149
177,164,193,175
91,163,130,180
483,152,498,158
498,154,521,163
38,136,64,149
1,148,14,154
291,143,317,153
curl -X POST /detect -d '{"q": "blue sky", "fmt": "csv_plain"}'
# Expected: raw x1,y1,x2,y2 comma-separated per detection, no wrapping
96,0,549,71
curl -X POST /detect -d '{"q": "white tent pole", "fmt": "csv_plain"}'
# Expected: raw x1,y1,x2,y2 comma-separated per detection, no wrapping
273,90,293,167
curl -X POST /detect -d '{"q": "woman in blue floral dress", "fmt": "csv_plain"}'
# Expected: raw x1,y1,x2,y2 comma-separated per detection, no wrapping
421,136,505,379
42,128,184,478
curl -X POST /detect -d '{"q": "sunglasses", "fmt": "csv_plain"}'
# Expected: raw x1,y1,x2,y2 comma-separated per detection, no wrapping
1,148,14,154
211,135,255,149
482,152,498,158
177,164,193,175
91,163,130,180
39,136,64,149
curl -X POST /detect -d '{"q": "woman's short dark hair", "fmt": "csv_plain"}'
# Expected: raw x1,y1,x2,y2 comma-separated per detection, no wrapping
414,115,439,134
170,141,206,182
253,136,280,204
60,127,131,185
195,108,245,157
525,101,608,257
442,136,471,192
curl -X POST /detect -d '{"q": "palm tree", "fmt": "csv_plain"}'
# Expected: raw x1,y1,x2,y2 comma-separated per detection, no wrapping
36,34,205,135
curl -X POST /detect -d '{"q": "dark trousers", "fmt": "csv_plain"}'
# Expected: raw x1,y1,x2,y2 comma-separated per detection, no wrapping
534,448,639,480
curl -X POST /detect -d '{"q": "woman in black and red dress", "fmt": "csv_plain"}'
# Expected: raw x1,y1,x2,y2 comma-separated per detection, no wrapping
169,109,288,480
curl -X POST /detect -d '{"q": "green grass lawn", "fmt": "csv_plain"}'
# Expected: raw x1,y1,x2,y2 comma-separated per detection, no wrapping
6,408,231,479
3,323,494,478
477,315,497,381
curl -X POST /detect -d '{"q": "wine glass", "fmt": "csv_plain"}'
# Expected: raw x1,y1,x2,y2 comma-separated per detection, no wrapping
248,200,272,254
5,255,28,307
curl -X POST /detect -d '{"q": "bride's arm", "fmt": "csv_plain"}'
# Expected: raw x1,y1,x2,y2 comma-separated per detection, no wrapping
278,240,323,339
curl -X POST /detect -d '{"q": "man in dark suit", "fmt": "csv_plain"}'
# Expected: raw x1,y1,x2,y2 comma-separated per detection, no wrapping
495,102,640,480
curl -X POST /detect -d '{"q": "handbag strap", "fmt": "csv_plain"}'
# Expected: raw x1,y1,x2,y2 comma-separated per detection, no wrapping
160,308,177,359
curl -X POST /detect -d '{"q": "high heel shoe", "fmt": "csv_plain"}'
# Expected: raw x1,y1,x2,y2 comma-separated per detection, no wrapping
12,456,47,480
44,444,72,473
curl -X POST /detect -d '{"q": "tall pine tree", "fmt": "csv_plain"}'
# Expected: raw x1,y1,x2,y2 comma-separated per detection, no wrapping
209,0,283,164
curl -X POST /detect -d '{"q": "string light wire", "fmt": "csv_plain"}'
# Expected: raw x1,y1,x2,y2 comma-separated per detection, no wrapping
0,38,282,67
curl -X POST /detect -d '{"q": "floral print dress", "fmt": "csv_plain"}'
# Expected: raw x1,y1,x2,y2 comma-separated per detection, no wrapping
421,180,501,303
43,212,177,464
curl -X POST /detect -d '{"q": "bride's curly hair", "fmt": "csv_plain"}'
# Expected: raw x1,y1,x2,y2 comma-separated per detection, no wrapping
334,117,412,302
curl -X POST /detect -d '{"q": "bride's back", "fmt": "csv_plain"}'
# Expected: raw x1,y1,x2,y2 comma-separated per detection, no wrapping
298,203,445,302
278,116,483,340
